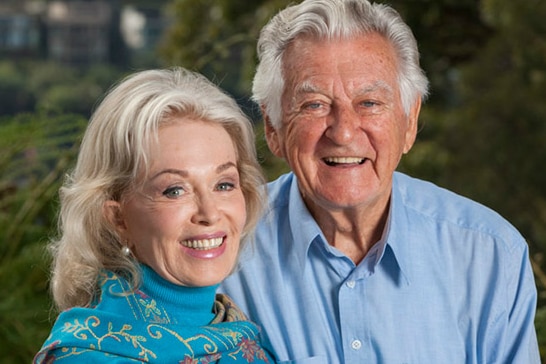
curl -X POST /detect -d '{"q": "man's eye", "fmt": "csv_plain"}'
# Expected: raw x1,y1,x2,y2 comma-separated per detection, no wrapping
217,182,235,191
301,101,331,116
163,186,184,198
305,102,322,109
361,100,378,107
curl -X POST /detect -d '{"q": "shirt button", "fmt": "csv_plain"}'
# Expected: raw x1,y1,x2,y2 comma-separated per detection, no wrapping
351,339,362,350
346,280,356,288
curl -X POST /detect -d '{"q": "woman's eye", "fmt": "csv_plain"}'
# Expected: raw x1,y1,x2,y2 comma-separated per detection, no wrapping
162,186,184,198
216,182,235,191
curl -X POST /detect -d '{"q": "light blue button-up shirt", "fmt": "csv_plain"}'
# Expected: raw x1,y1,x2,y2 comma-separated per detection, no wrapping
221,172,540,363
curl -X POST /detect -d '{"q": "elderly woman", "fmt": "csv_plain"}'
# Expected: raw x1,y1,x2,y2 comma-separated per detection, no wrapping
34,68,273,363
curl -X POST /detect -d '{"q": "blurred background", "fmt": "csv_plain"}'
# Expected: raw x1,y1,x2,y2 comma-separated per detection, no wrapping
0,0,545,362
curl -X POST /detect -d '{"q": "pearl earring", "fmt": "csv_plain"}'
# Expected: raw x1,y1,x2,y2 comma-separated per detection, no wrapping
121,243,131,256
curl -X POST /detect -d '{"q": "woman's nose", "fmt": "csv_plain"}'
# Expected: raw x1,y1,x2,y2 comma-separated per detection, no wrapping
190,193,220,225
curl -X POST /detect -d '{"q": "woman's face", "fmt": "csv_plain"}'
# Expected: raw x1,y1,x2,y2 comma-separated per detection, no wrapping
109,118,246,287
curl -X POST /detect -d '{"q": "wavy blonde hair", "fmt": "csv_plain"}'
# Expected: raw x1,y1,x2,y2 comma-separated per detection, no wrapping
49,68,265,311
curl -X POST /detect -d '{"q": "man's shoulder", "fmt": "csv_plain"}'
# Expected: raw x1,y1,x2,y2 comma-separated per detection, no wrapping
395,171,498,215
262,172,299,218
394,172,524,247
255,172,296,234
266,172,294,203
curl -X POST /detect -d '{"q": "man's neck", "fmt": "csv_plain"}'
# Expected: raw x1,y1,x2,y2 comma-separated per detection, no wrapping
309,198,390,264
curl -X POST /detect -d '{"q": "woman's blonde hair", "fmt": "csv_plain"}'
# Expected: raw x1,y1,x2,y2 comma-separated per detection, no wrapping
50,68,265,311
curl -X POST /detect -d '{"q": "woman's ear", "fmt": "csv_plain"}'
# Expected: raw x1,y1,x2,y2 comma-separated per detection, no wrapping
103,200,127,235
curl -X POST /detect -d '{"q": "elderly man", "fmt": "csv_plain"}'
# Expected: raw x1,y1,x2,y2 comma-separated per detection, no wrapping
221,0,540,362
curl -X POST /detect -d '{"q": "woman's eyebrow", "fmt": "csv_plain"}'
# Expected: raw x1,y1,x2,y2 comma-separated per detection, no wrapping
150,169,188,180
216,162,238,174
150,161,237,180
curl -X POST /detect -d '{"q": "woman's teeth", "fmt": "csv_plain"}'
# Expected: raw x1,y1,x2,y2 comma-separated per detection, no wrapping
181,237,223,250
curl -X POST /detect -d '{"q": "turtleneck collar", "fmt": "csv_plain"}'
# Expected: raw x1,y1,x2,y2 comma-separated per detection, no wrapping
139,264,219,326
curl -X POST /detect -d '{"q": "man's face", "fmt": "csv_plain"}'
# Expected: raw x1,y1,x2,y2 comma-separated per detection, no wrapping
265,33,420,217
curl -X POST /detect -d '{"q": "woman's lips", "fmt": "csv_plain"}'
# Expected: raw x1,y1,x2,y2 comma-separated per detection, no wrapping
180,237,224,250
180,236,227,259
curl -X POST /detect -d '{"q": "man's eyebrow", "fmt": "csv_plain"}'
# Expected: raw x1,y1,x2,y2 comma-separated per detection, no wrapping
294,80,394,96
294,80,321,95
354,81,394,95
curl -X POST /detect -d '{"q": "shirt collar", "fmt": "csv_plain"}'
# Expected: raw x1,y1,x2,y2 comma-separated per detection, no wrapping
382,172,412,285
285,172,411,284
287,174,327,269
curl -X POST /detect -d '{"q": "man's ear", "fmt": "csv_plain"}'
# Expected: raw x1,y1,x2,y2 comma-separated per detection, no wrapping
403,97,422,154
262,107,284,158
103,200,127,235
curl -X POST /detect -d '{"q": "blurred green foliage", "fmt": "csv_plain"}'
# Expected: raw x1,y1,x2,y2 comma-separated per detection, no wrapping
1,0,545,361
0,60,125,117
0,111,87,363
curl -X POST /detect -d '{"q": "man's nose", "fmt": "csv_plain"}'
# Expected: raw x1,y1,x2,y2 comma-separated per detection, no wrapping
324,104,360,145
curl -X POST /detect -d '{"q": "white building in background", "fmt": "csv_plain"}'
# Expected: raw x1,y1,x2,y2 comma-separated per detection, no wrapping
121,6,146,49
0,1,44,57
46,1,112,65
0,0,166,67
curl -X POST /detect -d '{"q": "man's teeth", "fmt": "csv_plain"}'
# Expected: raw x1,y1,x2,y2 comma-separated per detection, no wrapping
324,157,365,164
181,237,223,250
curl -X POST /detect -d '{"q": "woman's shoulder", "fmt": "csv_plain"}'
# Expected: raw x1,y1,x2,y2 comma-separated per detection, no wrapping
34,279,274,363
34,304,274,363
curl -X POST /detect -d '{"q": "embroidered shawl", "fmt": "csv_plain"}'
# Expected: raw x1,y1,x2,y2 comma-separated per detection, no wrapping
34,267,272,363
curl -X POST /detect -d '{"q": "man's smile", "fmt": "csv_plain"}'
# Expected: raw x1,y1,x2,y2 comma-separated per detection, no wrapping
323,157,367,166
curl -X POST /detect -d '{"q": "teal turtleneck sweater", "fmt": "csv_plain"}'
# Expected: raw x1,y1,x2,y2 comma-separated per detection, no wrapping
34,265,273,363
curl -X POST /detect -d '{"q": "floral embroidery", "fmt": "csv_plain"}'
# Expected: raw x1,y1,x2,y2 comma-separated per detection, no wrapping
139,297,162,319
48,318,269,362
179,353,222,364
239,337,269,362
34,270,272,363
60,316,156,361
200,353,222,363
180,355,199,364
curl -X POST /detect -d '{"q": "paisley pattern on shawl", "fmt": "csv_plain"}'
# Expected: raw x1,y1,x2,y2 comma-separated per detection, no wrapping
34,267,272,363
